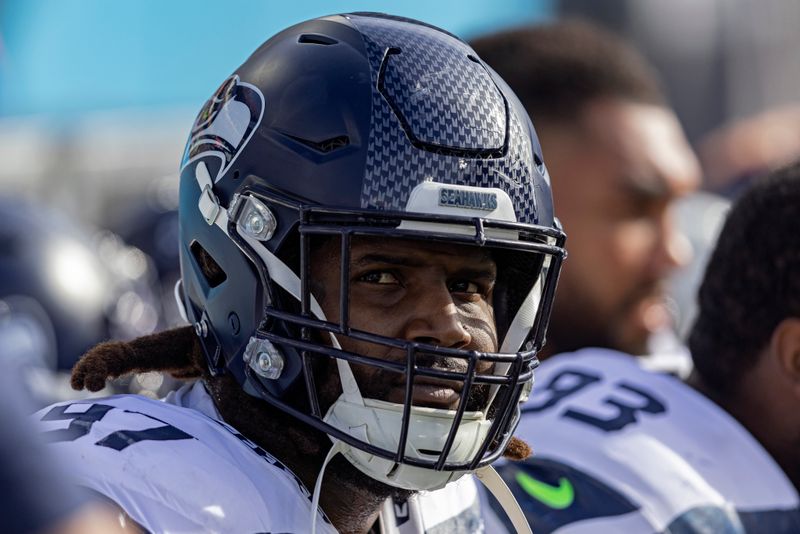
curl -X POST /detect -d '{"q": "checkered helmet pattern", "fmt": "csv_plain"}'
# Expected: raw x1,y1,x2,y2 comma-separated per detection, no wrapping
347,14,541,224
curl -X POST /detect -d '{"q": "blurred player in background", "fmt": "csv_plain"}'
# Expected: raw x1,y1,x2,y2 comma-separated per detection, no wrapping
699,104,800,199
668,103,800,340
0,197,162,405
495,162,800,533
35,13,567,534
110,175,184,330
471,21,700,359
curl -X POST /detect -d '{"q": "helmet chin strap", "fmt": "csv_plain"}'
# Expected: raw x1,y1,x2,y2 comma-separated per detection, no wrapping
335,348,367,406
475,465,533,534
310,439,346,534
486,270,545,408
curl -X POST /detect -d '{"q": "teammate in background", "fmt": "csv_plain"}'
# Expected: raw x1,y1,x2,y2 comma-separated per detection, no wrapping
495,163,800,532
0,197,161,405
699,104,800,199
470,21,700,358
36,13,566,534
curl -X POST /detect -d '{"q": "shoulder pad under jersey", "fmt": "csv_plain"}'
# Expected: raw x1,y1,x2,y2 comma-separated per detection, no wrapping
35,394,336,533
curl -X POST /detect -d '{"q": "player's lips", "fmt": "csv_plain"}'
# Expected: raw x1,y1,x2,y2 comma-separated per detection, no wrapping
386,376,463,410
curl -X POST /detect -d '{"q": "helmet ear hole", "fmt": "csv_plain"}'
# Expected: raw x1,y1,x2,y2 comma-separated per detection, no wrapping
190,242,227,288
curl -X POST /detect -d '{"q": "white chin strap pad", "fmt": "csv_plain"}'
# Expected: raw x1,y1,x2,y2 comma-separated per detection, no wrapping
323,395,492,491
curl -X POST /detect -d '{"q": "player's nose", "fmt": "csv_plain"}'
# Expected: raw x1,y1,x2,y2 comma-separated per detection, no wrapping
402,284,472,348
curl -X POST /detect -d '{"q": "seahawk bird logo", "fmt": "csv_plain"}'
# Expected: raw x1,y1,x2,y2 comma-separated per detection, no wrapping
180,74,265,183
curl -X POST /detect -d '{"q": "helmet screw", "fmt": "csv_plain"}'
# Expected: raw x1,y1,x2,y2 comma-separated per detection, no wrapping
235,196,277,241
255,351,284,380
243,336,284,380
194,320,208,338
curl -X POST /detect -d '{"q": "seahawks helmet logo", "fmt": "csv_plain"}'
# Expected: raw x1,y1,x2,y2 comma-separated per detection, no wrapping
180,74,265,183
439,187,498,211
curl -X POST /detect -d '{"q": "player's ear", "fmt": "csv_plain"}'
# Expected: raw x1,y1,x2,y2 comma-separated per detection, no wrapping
770,317,800,394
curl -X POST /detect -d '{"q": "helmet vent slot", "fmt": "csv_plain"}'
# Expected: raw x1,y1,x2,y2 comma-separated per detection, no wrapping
190,242,227,288
298,34,338,46
285,133,350,153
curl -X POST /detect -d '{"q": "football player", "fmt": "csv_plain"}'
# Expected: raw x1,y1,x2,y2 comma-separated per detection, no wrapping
471,21,700,358
492,163,800,532
36,13,566,534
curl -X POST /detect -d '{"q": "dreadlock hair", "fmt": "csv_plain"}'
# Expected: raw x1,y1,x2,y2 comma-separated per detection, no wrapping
689,161,800,396
71,326,206,392
469,19,666,126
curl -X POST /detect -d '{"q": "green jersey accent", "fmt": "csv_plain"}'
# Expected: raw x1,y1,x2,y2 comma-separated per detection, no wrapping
516,471,575,510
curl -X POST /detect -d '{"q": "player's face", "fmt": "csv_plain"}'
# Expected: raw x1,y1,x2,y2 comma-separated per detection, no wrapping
311,236,498,410
543,100,700,355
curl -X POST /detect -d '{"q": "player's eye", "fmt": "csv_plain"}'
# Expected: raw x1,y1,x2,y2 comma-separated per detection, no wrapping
358,271,400,285
449,280,481,294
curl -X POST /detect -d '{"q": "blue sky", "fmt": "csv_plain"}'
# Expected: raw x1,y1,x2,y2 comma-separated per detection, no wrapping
0,0,553,117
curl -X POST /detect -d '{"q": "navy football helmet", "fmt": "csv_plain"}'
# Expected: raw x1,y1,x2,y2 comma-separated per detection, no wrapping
177,13,566,490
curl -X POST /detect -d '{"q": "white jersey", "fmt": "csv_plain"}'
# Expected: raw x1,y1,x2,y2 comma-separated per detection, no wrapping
490,349,800,534
35,381,483,533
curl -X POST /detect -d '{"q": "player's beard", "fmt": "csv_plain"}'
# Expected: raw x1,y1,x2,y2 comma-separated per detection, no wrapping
314,359,418,501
